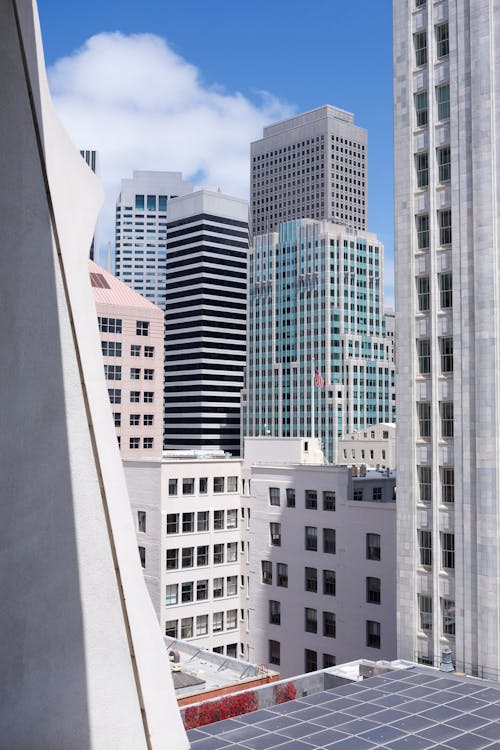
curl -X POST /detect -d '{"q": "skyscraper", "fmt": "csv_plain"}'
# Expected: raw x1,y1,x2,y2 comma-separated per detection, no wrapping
394,0,500,677
115,171,193,308
164,190,249,455
250,105,367,235
80,149,98,259
241,219,394,463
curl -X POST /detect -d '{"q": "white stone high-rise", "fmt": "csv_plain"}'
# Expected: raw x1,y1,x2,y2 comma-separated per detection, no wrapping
394,0,500,678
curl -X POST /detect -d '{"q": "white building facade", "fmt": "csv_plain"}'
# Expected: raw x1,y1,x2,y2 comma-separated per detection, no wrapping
394,0,500,677
337,423,396,469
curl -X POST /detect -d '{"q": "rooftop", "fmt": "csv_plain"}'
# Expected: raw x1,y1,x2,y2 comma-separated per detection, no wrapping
88,260,161,311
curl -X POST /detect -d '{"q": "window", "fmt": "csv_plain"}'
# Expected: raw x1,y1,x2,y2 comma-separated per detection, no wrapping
98,316,122,334
305,567,318,592
227,509,238,529
323,611,336,638
226,576,238,596
440,337,453,373
269,600,281,625
213,612,224,633
305,607,317,633
166,549,178,570
130,391,140,403
286,488,296,507
165,620,177,639
442,598,455,636
439,272,453,308
226,610,238,630
438,146,451,182
305,649,317,672
227,542,238,562
416,214,430,250
227,476,238,492
437,84,450,120
415,91,428,127
214,510,225,530
144,368,154,381
270,522,281,546
182,478,194,495
129,414,140,426
143,437,153,450
213,476,225,493
366,533,381,560
166,513,179,534
180,617,193,639
199,477,208,494
262,560,273,585
418,465,432,503
366,577,381,604
182,512,194,533
323,569,336,596
305,490,317,509
323,654,336,668
323,528,336,554
135,194,144,210
196,614,208,636
138,546,146,568
353,489,363,502
196,579,208,600
441,533,455,569
269,640,281,665
418,529,432,566
417,276,430,311
213,544,224,565
436,22,449,58
136,320,149,336
130,344,141,357
165,584,178,606
181,547,194,568
143,414,154,427
417,339,431,374
366,620,381,648
441,467,455,503
137,510,146,532
269,487,280,506
372,487,383,502
277,563,288,587
143,391,154,403
438,209,452,245
130,367,140,380
417,401,431,438
144,345,155,358
416,0,426,6
305,526,318,551
180,582,193,603
102,341,122,357
197,546,208,566
197,511,209,532
108,388,121,404
415,152,429,188
440,401,454,437
414,31,427,66
419,594,432,631
129,437,140,450
323,491,336,511
113,412,121,427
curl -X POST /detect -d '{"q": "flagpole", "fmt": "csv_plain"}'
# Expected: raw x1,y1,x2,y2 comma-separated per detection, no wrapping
311,358,315,440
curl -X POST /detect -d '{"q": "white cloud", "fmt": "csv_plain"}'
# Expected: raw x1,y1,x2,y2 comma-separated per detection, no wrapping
48,32,295,257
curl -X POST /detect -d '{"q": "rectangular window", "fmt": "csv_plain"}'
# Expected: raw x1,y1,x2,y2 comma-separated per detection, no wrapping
227,476,238,492
277,563,288,587
214,510,224,530
372,487,383,502
130,367,140,380
129,414,140,427
102,341,122,357
147,195,156,211
438,209,452,245
196,579,208,601
144,368,154,381
227,542,238,562
182,478,194,495
415,152,429,188
418,465,432,503
323,611,336,638
305,607,318,633
269,487,280,506
270,522,281,546
323,569,336,596
213,612,224,633
305,566,318,592
286,488,296,507
182,512,194,533
366,576,381,604
366,533,381,560
196,614,208,636
143,414,153,426
262,560,273,585
414,31,427,66
323,653,336,668
438,146,451,182
144,345,155,357
129,437,140,450
226,509,238,529
226,576,238,596
136,320,150,336
439,272,453,308
138,545,146,568
419,594,433,631
137,510,146,532
113,412,121,427
196,511,209,532
416,214,430,249
269,600,281,625
440,337,453,373
135,194,144,210
98,316,122,334
437,84,450,120
166,513,179,534
131,344,141,357
305,648,317,672
417,338,431,374
441,533,455,569
436,22,449,58
143,391,154,403
417,276,430,311
441,467,455,503
353,489,363,502
305,526,318,551
108,388,121,404
323,528,336,554
213,577,224,598
181,582,193,604
213,544,224,565
165,620,177,638
366,620,381,648
417,401,431,438
415,91,428,127
213,476,225,493
269,640,281,665
196,545,209,566
442,598,455,636
305,490,317,509
166,549,178,570
143,437,153,449
323,491,336,511
165,584,178,606
181,547,194,568
130,391,140,403
158,195,167,212
226,610,238,630
199,477,208,494
418,529,432,566
440,401,454,437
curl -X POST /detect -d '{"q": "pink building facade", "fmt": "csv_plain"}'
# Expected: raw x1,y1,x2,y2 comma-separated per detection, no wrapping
90,260,163,459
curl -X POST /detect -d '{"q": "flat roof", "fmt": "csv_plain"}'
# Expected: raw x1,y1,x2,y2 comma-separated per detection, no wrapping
188,665,500,749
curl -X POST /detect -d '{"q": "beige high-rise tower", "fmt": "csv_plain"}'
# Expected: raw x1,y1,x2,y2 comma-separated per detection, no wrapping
394,0,500,678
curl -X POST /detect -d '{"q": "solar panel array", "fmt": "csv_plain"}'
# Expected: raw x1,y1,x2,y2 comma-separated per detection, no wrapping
187,667,500,749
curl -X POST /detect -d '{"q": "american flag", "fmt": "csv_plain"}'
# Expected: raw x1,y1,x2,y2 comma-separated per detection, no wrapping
314,368,326,388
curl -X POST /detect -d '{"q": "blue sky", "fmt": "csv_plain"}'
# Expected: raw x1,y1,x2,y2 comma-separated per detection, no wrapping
38,0,394,303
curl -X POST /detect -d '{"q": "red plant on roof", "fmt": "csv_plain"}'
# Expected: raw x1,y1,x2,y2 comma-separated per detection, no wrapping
275,682,297,704
183,690,259,729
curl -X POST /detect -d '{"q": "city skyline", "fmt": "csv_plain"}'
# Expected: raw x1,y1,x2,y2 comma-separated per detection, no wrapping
37,1,395,304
